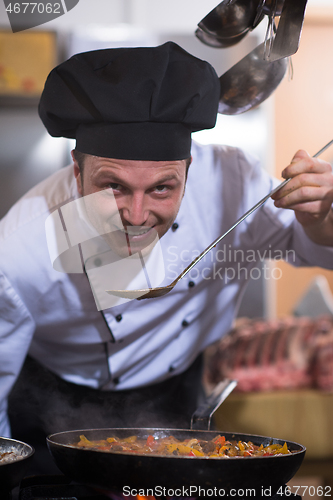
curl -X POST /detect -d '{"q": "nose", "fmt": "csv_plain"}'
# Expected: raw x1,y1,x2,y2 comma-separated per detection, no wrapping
121,193,149,227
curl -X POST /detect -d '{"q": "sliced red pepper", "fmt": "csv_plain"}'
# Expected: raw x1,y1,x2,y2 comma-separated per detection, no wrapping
188,450,196,457
146,435,155,447
214,436,226,445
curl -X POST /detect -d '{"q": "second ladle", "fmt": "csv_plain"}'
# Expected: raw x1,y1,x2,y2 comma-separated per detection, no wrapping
106,139,333,300
218,40,288,115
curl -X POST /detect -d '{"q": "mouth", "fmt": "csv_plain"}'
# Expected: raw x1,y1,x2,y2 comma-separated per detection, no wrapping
102,224,159,257
108,225,157,255
123,226,153,237
115,225,155,239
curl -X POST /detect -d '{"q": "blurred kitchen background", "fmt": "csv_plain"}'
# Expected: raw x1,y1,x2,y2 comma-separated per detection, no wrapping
1,0,333,494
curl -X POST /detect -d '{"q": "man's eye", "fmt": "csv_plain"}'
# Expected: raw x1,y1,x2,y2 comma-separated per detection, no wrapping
109,183,121,190
155,185,168,192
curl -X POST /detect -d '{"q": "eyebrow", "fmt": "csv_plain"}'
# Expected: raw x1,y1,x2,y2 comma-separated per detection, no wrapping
99,172,180,186
153,174,180,184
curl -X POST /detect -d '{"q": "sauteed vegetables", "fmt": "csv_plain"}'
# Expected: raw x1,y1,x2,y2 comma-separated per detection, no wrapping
76,434,292,458
0,448,22,464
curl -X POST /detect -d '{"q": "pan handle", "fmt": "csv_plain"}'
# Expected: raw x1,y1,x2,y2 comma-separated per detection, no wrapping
190,379,237,431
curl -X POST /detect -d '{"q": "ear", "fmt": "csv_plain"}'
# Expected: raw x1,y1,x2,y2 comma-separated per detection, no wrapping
184,155,192,183
72,150,83,196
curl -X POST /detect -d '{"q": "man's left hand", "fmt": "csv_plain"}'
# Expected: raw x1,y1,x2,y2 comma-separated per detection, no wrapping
271,149,333,246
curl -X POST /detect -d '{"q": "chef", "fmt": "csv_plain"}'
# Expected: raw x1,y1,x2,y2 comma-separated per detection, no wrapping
1,42,333,473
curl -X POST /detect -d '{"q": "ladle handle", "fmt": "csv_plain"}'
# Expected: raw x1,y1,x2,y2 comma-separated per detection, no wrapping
190,379,238,431
175,138,333,284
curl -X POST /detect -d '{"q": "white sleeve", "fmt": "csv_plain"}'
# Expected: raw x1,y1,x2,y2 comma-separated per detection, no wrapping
0,272,35,437
289,215,333,269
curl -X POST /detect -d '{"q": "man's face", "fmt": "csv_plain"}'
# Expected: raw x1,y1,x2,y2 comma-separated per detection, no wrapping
73,153,188,257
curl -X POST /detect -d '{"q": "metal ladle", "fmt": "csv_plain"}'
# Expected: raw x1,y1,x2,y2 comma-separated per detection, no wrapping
218,40,288,115
268,0,308,62
106,139,333,300
195,26,248,49
197,0,264,41
191,378,238,430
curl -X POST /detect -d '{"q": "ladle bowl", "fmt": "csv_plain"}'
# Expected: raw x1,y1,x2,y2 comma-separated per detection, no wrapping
198,0,264,40
195,26,248,48
218,40,288,114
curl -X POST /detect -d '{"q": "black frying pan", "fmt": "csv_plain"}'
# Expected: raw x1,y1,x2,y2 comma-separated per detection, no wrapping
47,428,305,496
0,436,34,491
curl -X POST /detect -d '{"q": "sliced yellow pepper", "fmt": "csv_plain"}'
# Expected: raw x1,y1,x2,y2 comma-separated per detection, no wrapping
238,441,245,451
123,436,138,443
78,435,92,445
280,442,290,455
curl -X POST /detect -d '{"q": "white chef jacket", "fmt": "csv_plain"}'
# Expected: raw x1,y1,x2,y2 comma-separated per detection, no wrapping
1,142,333,437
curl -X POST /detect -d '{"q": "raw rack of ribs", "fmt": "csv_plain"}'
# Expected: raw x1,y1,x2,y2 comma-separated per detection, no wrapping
205,317,333,392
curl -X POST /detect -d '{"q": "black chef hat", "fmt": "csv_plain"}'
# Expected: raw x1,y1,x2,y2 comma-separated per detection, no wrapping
38,42,220,161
